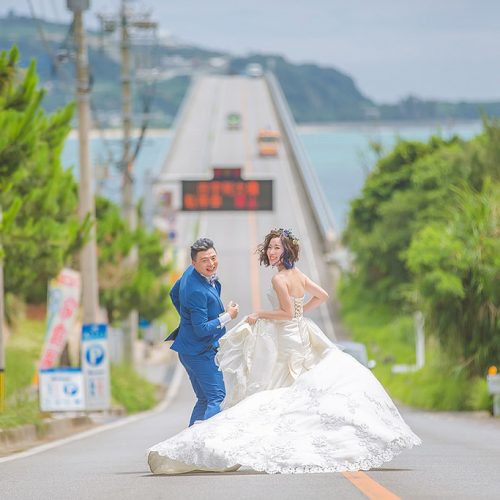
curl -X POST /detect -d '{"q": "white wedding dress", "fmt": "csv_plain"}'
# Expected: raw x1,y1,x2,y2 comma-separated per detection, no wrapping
147,290,421,474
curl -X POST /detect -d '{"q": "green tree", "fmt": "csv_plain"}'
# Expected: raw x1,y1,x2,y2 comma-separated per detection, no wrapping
345,122,500,303
344,120,500,380
344,136,461,300
405,181,500,376
131,223,171,322
95,197,170,323
95,197,133,322
0,45,85,304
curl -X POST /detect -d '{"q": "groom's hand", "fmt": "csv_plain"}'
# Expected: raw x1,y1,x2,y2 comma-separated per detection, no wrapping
227,301,239,319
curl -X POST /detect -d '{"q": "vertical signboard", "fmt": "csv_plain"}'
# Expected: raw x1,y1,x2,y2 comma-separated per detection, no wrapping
39,368,85,411
81,324,110,410
39,268,81,370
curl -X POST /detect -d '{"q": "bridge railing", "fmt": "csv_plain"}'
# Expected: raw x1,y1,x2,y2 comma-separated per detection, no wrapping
265,72,337,252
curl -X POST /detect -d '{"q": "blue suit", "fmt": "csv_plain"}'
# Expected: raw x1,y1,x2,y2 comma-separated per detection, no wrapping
169,265,226,425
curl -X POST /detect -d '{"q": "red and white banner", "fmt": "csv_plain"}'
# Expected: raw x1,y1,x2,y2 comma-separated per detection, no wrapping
39,268,81,370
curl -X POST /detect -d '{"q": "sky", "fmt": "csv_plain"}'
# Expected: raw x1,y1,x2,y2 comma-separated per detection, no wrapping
2,0,499,102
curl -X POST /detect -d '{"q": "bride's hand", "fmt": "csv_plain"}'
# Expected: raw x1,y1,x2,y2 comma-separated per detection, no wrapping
246,313,259,325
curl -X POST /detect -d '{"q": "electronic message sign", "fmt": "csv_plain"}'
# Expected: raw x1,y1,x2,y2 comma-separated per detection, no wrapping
181,168,273,211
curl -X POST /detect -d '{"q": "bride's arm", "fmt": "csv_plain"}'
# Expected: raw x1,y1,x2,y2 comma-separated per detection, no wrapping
302,274,329,313
247,274,293,323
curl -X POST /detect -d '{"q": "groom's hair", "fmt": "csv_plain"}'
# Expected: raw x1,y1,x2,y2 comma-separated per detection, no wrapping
191,238,216,260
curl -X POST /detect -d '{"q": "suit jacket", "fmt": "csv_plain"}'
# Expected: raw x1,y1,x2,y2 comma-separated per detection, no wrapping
167,265,226,355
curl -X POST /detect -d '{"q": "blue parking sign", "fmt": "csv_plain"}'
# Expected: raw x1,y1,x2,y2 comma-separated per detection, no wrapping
81,323,110,410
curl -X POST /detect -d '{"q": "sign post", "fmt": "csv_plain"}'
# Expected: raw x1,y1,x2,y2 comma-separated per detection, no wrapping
487,371,500,417
81,324,111,411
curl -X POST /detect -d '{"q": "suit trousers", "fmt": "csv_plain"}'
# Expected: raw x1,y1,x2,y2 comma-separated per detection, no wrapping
179,348,226,426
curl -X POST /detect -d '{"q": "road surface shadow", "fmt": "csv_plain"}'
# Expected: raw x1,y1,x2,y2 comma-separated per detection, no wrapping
369,468,412,472
139,469,267,477
122,468,416,477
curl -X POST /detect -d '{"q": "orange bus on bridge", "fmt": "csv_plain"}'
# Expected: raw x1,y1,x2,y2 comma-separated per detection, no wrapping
257,129,280,157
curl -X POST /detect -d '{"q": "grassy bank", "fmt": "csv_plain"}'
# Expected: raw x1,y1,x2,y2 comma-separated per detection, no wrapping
338,277,491,411
110,364,157,413
0,318,46,430
0,316,162,430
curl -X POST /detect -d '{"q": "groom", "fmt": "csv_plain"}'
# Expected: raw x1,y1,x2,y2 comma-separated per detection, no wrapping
167,237,239,426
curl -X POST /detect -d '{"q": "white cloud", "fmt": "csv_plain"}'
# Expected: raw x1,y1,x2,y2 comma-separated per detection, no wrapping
1,0,499,101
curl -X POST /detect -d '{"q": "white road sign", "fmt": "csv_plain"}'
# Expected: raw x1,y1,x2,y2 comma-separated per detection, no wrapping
81,324,111,411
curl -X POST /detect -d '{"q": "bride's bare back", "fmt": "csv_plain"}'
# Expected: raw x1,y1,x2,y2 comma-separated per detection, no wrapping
270,268,329,320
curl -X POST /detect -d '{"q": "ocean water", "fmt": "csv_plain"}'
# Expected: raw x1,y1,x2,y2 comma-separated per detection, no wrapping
299,121,482,231
62,121,482,231
62,133,173,208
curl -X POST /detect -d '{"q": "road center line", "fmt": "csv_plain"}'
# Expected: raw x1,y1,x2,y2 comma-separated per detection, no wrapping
342,471,401,500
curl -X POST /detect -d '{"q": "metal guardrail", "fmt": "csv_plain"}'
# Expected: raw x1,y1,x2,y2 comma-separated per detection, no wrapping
265,72,337,251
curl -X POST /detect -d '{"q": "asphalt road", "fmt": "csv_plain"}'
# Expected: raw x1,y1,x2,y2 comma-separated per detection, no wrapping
2,366,500,500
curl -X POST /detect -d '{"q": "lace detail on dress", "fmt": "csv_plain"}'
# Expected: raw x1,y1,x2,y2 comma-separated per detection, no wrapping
292,297,303,319
148,378,421,474
148,348,421,475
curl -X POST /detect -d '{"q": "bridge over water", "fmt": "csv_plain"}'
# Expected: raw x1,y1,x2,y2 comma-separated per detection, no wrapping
153,73,338,338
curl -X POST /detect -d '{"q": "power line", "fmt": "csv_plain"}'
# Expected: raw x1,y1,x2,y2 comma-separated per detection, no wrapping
97,4,159,176
25,0,74,92
26,0,56,61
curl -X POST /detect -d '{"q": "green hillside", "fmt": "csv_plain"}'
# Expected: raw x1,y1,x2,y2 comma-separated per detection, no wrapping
1,13,499,125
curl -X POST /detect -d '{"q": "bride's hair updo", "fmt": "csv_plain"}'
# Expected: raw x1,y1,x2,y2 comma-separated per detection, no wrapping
258,228,300,269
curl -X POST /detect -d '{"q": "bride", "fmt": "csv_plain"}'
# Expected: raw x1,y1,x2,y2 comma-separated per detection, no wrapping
147,228,421,474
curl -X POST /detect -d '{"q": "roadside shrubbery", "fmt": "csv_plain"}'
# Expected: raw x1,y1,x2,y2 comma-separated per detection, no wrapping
338,278,491,411
342,119,499,410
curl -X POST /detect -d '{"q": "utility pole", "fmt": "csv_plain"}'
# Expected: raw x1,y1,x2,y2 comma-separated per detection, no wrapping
67,0,100,324
98,2,157,364
0,206,5,412
120,0,138,364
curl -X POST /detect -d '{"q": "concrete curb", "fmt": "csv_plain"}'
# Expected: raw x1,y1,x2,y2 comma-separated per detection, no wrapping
0,424,38,452
0,415,94,456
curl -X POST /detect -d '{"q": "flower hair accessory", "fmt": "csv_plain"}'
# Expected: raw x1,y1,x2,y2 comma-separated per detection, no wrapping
275,227,299,246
